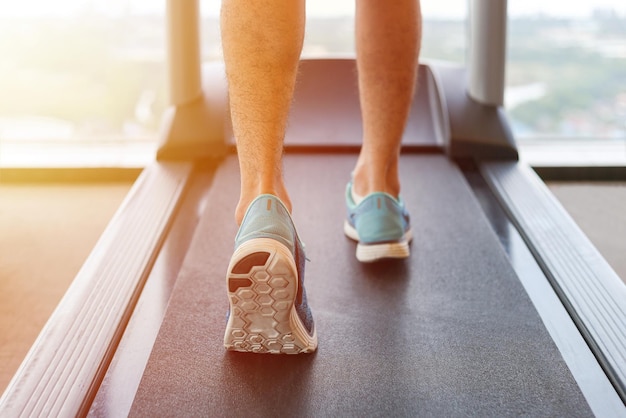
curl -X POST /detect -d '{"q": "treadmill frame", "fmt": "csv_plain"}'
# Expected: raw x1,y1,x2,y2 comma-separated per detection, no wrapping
1,0,625,415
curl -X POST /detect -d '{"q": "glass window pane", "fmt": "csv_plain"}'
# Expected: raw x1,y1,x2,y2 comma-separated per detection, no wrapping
2,0,624,166
0,1,167,166
506,1,626,141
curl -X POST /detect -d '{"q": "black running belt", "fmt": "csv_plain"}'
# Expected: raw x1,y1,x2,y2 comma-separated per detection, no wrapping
285,60,441,148
129,154,591,417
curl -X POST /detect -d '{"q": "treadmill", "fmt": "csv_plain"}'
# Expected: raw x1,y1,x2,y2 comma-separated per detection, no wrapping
1,1,625,416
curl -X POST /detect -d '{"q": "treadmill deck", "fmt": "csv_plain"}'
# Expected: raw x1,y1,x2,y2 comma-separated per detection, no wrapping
128,153,591,416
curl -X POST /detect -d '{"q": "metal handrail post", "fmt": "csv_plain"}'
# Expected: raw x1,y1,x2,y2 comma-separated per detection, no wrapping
468,0,508,106
167,0,203,106
158,0,227,161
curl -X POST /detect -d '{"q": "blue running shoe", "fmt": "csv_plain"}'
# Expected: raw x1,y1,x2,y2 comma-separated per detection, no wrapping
344,182,413,262
224,194,317,354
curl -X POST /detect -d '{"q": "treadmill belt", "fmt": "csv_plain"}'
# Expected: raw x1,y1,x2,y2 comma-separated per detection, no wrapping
129,154,591,417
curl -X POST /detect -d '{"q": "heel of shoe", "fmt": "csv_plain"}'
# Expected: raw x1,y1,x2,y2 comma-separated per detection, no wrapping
356,240,411,263
224,238,317,354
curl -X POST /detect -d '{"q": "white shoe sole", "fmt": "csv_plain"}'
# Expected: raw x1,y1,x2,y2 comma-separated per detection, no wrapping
344,221,412,263
224,237,317,354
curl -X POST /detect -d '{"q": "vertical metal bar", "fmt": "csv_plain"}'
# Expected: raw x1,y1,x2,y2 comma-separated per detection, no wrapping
468,0,508,106
167,0,202,106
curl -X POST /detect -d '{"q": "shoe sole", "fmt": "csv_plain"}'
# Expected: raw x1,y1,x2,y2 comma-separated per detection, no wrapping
344,220,412,263
224,237,317,354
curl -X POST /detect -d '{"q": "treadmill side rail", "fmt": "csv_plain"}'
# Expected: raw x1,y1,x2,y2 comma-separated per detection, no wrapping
482,160,626,403
0,162,194,417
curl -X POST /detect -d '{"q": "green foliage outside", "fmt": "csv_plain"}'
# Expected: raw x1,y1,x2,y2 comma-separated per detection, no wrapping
507,16,626,137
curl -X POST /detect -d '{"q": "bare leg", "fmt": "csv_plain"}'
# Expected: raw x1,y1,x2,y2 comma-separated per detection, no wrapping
352,0,422,198
221,0,305,224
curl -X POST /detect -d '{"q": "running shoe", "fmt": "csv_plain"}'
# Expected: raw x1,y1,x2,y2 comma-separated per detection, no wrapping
224,194,317,354
344,182,412,262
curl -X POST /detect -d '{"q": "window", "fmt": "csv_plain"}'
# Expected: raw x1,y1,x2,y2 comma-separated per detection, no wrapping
0,0,624,167
506,2,626,141
0,1,165,166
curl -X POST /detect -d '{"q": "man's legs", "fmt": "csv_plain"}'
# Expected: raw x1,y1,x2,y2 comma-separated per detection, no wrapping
221,0,305,224
221,0,317,354
352,0,422,199
342,0,421,262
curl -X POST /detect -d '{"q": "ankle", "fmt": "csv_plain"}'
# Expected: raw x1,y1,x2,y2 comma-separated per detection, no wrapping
235,188,292,225
352,170,400,199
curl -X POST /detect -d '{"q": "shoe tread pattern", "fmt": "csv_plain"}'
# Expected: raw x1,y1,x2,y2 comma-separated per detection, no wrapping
224,239,315,354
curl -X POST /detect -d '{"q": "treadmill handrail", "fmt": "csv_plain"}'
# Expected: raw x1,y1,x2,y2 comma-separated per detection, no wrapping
467,0,508,106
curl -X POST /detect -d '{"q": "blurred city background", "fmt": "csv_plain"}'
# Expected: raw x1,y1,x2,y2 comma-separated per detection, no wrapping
0,0,624,155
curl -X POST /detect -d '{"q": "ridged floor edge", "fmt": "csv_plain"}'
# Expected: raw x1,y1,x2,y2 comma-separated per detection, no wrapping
0,161,193,417
480,160,626,403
